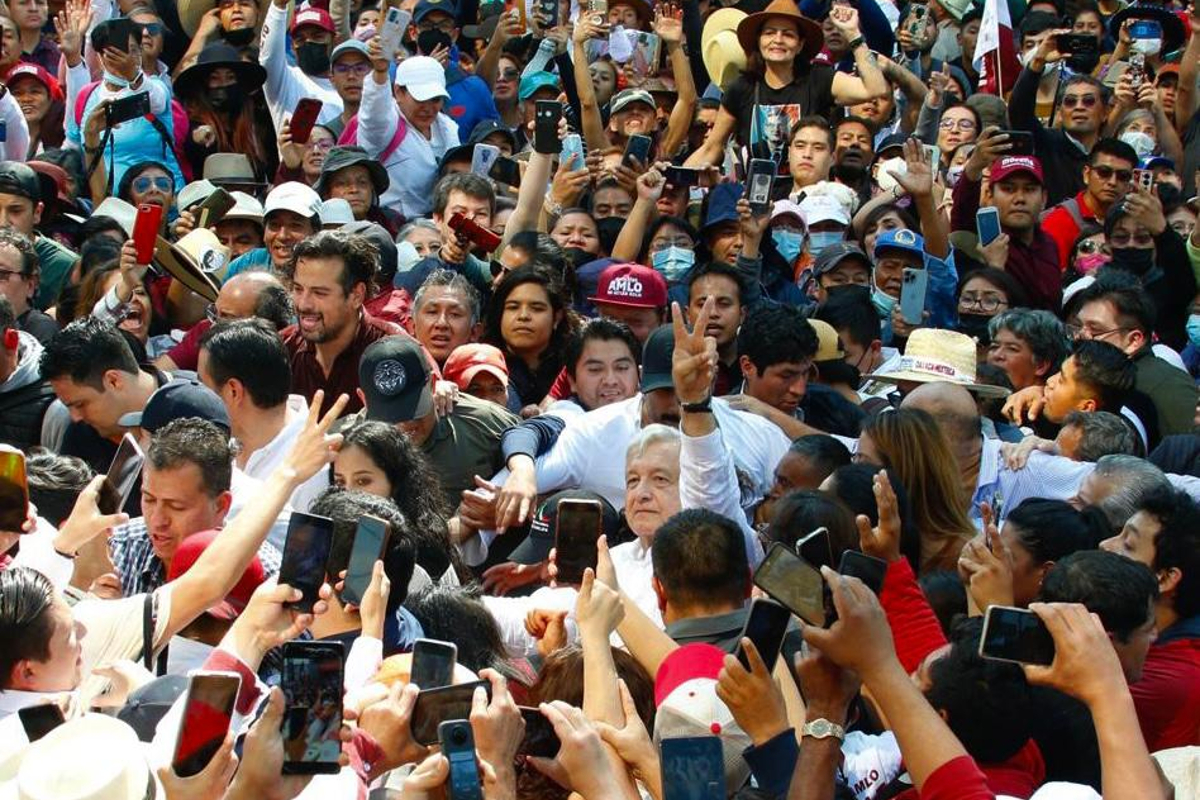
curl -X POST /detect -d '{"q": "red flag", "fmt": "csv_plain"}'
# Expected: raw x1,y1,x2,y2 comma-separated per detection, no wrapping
972,0,1023,95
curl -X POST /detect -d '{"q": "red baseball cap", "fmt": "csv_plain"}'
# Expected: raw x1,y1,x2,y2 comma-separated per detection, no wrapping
291,6,335,34
443,343,509,390
990,155,1044,186
589,263,668,309
5,63,63,102
166,529,266,620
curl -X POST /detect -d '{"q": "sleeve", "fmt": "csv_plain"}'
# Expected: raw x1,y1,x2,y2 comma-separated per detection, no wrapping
1003,451,1094,510
63,61,92,146
0,90,31,161
851,0,895,58
500,414,567,462
680,427,764,565
742,729,799,797
357,73,401,157
879,557,948,673
1153,227,1198,326
1009,65,1046,136
950,173,983,234
260,3,297,109
90,282,125,322
344,635,383,691
682,0,708,90
918,755,996,800
734,253,765,309
480,595,544,659
9,518,76,589
915,99,942,145
922,250,959,329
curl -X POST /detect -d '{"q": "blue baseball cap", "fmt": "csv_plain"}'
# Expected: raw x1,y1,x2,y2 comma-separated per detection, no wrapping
702,182,743,233
415,0,458,21
1140,155,1175,171
518,71,559,101
873,228,925,260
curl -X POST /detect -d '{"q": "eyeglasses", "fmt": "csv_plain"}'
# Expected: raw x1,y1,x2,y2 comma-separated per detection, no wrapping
1089,165,1132,182
939,118,977,131
958,293,1007,312
309,138,335,151
1074,239,1110,256
498,69,520,80
1067,322,1129,341
137,22,163,35
417,19,455,33
1062,94,1099,108
333,61,371,76
133,176,172,194
0,268,28,282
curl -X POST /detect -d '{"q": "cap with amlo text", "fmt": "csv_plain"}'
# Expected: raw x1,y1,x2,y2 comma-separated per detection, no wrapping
989,155,1044,186
590,263,668,309
360,336,434,424
291,6,335,33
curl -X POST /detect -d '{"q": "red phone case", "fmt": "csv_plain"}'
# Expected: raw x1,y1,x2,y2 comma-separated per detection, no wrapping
290,100,323,145
133,204,164,265
448,213,502,252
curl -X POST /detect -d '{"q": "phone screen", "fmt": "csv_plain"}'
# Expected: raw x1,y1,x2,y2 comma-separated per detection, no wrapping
18,703,65,742
660,736,725,800
411,681,492,745
517,707,561,757
341,514,389,607
795,527,833,570
976,207,1002,246
838,550,888,595
410,638,457,691
282,642,344,774
979,606,1055,666
99,434,145,516
0,447,28,531
753,543,826,626
279,512,335,612
172,672,240,777
736,599,791,673
555,499,602,585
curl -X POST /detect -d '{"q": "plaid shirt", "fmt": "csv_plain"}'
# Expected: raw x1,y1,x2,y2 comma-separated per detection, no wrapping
109,518,283,598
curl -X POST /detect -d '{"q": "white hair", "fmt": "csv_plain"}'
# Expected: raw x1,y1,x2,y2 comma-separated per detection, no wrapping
626,424,681,463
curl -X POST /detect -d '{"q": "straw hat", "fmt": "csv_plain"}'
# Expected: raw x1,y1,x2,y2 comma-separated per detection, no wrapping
736,0,824,64
1154,747,1200,800
702,9,747,92
809,318,844,361
864,328,1011,397
153,228,230,303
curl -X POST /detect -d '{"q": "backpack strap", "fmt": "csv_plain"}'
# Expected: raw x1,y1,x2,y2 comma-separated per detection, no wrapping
74,81,99,127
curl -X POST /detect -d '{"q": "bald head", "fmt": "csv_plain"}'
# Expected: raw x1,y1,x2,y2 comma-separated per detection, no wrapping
215,271,291,329
900,382,981,443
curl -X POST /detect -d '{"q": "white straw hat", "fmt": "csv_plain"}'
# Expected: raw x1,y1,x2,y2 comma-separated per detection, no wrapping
864,328,1011,397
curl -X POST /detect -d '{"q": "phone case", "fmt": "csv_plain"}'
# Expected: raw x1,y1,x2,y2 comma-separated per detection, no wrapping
133,204,164,265
534,101,562,155
290,100,324,145
900,267,928,325
378,7,407,60
560,134,585,168
471,144,502,178
0,447,28,531
106,91,151,126
976,207,1002,246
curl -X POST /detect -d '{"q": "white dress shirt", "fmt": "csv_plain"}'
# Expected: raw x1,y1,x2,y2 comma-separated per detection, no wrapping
237,395,330,515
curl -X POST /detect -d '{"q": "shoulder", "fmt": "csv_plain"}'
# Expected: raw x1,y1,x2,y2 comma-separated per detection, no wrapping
722,75,754,104
453,393,522,429
34,236,78,263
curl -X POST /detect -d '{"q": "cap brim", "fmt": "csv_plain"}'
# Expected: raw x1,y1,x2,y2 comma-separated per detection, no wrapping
405,83,450,102
862,370,1011,398
507,531,553,565
153,235,220,303
116,411,144,428
640,372,674,393
589,295,662,309
458,364,509,388
365,384,435,424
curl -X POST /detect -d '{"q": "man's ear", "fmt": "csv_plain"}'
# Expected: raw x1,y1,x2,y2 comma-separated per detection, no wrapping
356,387,366,407
738,354,756,379
33,202,43,227
652,576,667,614
1158,566,1183,598
1079,397,1098,413
103,369,125,393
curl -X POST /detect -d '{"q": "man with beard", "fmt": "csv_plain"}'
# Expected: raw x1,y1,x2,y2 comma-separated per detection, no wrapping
829,116,875,201
225,182,321,279
260,0,343,132
1043,139,1138,270
412,0,499,140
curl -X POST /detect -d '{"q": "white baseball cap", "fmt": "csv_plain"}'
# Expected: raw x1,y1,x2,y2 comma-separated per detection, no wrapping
320,198,355,227
798,194,850,227
264,181,321,220
395,56,449,102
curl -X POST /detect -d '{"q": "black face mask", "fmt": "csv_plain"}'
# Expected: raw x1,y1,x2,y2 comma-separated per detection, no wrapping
296,41,331,76
1110,246,1155,275
833,148,867,181
563,247,593,269
222,26,256,47
417,29,452,56
209,84,244,113
1067,52,1100,73
956,312,994,344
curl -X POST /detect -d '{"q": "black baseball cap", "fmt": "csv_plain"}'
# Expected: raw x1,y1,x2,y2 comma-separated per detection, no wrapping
0,161,48,203
508,489,621,565
117,379,230,432
640,324,675,393
359,336,433,424
812,242,871,278
116,675,188,742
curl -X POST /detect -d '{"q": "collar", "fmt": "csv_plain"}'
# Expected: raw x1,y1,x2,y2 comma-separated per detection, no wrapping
664,608,746,640
1157,614,1200,645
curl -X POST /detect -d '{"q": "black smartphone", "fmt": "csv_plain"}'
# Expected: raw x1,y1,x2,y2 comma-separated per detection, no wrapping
660,736,725,800
195,187,236,229
106,91,151,126
440,720,484,800
662,166,700,188
735,598,791,673
623,133,653,168
979,605,1055,666
171,671,241,778
554,498,602,585
795,527,834,570
281,641,345,774
838,550,888,595
746,158,775,215
1056,33,1098,55
340,514,390,607
752,542,826,626
537,0,559,27
278,511,335,612
98,433,144,516
997,129,1034,157
534,100,563,155
517,706,561,758
488,156,522,187
18,703,65,743
411,680,492,745
410,638,457,691
0,445,28,531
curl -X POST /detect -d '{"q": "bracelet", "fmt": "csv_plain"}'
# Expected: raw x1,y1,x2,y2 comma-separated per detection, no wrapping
847,36,866,50
681,396,713,413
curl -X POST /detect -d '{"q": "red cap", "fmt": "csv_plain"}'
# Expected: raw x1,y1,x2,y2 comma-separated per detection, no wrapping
167,529,266,620
443,343,509,390
589,263,668,309
291,6,336,33
990,155,1044,186
5,63,63,102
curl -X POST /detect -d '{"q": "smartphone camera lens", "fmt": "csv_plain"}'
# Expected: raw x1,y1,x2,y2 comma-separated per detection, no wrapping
450,726,468,746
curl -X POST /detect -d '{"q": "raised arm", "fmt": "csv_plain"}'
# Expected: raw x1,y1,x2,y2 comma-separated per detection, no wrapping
893,138,948,258
476,10,521,88
682,106,735,167
610,165,663,262
1174,7,1200,138
502,149,554,248
359,35,402,155
654,4,695,158
572,15,612,153
828,7,889,105
1014,31,1068,132
881,55,927,135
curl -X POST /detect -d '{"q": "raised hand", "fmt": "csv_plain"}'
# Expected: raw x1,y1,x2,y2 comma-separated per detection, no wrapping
652,3,683,44
282,391,346,484
926,63,951,108
52,474,129,558
965,126,1012,181
828,4,862,38
594,680,661,796
54,0,93,65
670,298,717,405
856,470,902,563
1021,603,1128,707
801,567,899,680
716,639,789,745
957,502,1016,611
470,669,525,775
575,568,624,639
1122,186,1167,236
978,231,1011,269
890,137,934,198
1002,385,1048,424
636,162,667,203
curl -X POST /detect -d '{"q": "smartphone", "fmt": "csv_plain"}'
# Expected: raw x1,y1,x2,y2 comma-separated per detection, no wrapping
171,671,241,778
439,720,484,800
0,120,7,144
746,158,775,215
410,638,457,691
411,680,492,745
105,91,151,126
753,542,826,626
922,143,941,170
1128,53,1145,89
534,100,563,156
996,129,1034,157
18,703,65,743
0,446,28,531
517,707,561,757
976,206,1002,246
537,0,559,27
105,17,136,52
837,550,888,595
900,267,928,326
906,2,927,37
489,156,522,187
560,133,585,169
378,7,409,61
660,736,725,800
588,0,607,23
1134,168,1155,194
278,511,336,612
623,133,653,168
290,99,324,145
448,213,503,252
735,598,791,673
341,514,390,607
471,143,502,179
663,166,700,188
795,526,833,570
554,498,602,586
281,641,345,774
195,187,236,229
1056,33,1098,55
98,433,145,515
979,605,1055,666
132,203,164,265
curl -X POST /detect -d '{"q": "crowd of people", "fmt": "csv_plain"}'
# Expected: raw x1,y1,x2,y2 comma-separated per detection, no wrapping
1,0,1200,795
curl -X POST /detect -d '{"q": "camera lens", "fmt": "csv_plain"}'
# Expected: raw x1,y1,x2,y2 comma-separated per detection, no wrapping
451,727,468,745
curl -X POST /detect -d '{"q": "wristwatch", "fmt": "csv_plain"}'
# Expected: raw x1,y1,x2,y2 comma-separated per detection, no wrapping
801,718,846,741
680,396,712,413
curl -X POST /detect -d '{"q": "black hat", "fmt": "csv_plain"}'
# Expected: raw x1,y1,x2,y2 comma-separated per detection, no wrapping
508,489,621,565
117,378,230,432
314,146,390,198
343,220,398,284
117,675,189,742
0,161,45,203
468,119,518,150
640,324,675,393
360,336,434,424
174,42,267,100
874,133,908,160
1108,5,1186,55
812,242,871,278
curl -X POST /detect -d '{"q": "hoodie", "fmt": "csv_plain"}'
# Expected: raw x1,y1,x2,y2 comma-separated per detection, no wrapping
0,331,55,452
1,331,43,395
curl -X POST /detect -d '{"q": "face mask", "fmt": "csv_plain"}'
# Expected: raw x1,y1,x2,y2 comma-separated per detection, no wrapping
808,231,844,259
1110,246,1154,275
1067,52,1100,73
1019,49,1035,66
103,70,130,88
1119,131,1155,160
563,247,594,269
209,84,244,113
223,26,256,47
296,41,331,76
1131,37,1161,56
1187,314,1200,349
871,283,897,318
396,241,422,274
651,246,695,282
956,312,993,343
945,165,965,187
1074,252,1110,274
772,229,805,263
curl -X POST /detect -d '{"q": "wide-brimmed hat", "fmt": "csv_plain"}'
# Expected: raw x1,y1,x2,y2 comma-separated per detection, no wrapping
702,9,747,91
1109,5,1187,55
178,0,269,38
737,0,824,63
313,146,389,197
865,328,1011,397
152,228,230,302
174,42,266,100
203,153,265,188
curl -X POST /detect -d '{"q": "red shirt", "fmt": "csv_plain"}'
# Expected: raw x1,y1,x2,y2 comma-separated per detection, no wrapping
365,288,414,332
282,311,404,417
1041,191,1101,272
1130,629,1200,751
880,557,949,674
166,319,214,371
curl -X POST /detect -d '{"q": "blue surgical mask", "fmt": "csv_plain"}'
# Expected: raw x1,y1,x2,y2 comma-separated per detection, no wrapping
871,284,897,318
808,231,844,259
103,70,131,88
772,229,805,264
651,246,695,282
1188,314,1200,349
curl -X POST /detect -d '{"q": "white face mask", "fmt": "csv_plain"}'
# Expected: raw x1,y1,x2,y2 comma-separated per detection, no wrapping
1130,37,1161,56
874,157,908,194
1120,130,1156,159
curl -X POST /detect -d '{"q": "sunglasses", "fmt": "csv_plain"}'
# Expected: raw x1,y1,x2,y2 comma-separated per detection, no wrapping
133,176,173,193
1089,165,1132,182
137,22,163,35
1062,94,1099,108
1075,239,1110,255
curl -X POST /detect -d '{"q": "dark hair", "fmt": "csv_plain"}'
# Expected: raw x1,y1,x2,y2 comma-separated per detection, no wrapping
1061,410,1138,460
766,490,858,558
1019,9,1059,36
1069,339,1135,412
252,280,294,329
432,172,496,217
651,509,749,609
25,449,93,528
835,114,878,139
0,229,38,277
640,215,699,262
564,317,641,379
1004,498,1104,565
116,161,174,204
1088,138,1139,168
79,235,124,278
686,261,746,305
405,584,511,675
941,101,982,138
339,420,458,580
815,285,878,350
40,317,140,389
290,229,379,297
737,304,819,373
199,319,291,409
37,148,85,201
861,203,919,246
1075,272,1156,337
789,434,852,477
789,115,833,148
1137,485,1200,619
0,567,58,691
957,267,1029,309
146,418,233,497
826,463,922,570
484,265,575,365
1040,550,1158,642
1061,73,1108,104
79,216,128,249
918,570,968,637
